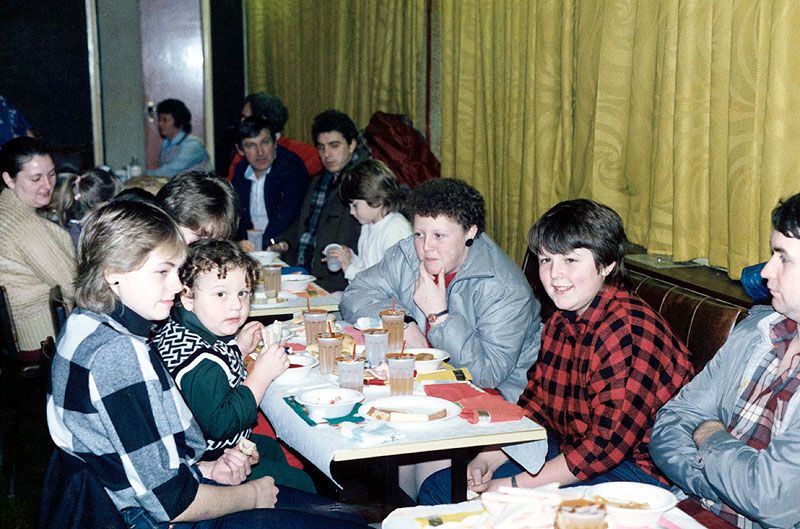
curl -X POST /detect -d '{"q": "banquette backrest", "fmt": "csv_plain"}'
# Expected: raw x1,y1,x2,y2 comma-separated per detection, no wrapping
521,249,749,372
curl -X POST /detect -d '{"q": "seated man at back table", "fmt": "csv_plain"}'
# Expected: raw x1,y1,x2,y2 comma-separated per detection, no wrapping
282,110,363,292
146,98,211,177
232,117,308,250
651,193,800,529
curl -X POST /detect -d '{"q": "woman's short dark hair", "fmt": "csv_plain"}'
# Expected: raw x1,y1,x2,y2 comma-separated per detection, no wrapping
0,136,51,181
155,171,239,240
113,187,156,205
156,98,192,133
244,92,288,133
772,193,800,239
311,109,358,145
406,178,485,235
180,238,260,293
528,198,627,284
339,159,405,213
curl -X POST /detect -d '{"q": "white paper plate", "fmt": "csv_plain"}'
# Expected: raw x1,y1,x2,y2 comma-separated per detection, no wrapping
249,250,278,265
251,291,298,309
359,395,462,429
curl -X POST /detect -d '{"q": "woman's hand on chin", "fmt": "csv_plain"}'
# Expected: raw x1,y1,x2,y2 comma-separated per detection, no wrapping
413,265,447,317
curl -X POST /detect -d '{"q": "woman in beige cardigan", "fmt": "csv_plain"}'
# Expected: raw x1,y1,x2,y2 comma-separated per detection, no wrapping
0,137,75,353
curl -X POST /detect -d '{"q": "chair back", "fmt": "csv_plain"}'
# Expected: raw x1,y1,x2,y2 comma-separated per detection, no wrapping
0,285,20,364
48,286,70,338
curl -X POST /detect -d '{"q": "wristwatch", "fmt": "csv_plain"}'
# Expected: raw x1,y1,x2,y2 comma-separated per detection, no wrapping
427,309,449,323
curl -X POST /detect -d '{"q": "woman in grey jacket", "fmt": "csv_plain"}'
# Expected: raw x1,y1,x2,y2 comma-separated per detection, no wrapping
340,178,541,402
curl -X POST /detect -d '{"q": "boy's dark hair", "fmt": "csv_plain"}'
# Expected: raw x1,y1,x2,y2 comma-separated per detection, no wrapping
528,198,627,284
113,187,156,205
772,193,800,239
238,116,275,146
406,178,485,235
155,171,239,240
244,92,288,133
179,238,260,293
156,98,192,133
311,109,358,145
339,159,405,213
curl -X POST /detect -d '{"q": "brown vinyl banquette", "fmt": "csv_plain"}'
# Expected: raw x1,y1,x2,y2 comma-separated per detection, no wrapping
522,249,751,372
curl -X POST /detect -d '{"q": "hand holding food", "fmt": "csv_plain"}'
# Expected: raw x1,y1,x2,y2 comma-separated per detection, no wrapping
236,321,264,355
251,342,289,384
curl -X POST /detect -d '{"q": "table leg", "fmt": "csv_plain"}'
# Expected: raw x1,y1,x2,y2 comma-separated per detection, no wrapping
450,449,469,503
384,455,400,508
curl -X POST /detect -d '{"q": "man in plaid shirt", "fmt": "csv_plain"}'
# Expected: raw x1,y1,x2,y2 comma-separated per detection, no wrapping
418,200,693,504
652,194,800,529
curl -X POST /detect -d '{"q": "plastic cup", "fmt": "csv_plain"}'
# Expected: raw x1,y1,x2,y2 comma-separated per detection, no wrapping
387,354,415,396
247,229,264,250
317,332,344,376
261,264,282,297
336,356,365,393
323,243,343,272
303,309,328,346
380,308,406,352
363,328,389,368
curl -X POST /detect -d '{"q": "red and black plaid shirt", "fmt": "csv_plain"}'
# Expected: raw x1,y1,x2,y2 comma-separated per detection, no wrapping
518,284,694,483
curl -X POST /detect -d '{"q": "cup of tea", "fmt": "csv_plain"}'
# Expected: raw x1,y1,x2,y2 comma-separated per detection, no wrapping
336,356,365,393
380,308,406,352
303,309,328,347
261,264,282,297
387,354,415,396
363,328,389,367
317,332,344,376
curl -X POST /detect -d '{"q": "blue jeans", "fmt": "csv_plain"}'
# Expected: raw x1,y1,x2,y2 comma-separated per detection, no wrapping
417,434,667,505
121,485,367,529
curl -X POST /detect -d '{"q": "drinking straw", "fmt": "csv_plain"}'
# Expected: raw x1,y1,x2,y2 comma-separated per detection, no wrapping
327,321,333,334
306,298,311,311
392,298,396,311
401,339,406,355
352,343,356,360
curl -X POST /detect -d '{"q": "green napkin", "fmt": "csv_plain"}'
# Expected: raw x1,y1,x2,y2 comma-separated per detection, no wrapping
283,396,365,426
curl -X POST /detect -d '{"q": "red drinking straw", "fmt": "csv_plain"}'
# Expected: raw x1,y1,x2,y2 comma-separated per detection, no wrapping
392,298,396,312
400,339,407,355
327,321,333,334
352,343,356,360
306,298,311,311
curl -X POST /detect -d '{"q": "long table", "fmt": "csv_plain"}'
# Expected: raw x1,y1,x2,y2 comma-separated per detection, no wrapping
259,369,547,507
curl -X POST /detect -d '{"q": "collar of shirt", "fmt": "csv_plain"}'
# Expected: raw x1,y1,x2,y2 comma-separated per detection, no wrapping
163,130,187,149
108,301,154,337
555,283,621,336
172,305,234,346
244,161,273,181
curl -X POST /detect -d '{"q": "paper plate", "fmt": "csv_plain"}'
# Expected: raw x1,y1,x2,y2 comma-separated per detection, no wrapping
359,395,461,429
251,291,298,309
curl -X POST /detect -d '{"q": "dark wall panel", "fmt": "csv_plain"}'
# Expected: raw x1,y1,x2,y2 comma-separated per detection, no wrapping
0,0,92,151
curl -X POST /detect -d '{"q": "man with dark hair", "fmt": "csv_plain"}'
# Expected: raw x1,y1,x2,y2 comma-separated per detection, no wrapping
231,117,308,250
651,193,800,529
283,110,363,292
147,98,210,177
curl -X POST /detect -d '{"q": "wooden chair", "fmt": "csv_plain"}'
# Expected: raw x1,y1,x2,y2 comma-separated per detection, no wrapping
0,285,50,497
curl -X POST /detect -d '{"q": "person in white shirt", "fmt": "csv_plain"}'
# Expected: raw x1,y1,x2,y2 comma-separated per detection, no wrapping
327,159,411,281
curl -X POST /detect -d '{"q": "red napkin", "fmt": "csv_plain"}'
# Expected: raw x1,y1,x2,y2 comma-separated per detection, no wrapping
286,342,306,352
424,384,524,424
457,395,525,424
424,382,483,401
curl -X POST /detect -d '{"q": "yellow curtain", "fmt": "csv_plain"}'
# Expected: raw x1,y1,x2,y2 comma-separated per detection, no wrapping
245,0,426,143
439,0,800,277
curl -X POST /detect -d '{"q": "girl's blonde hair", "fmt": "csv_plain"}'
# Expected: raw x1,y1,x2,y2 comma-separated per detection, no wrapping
56,169,120,226
75,201,186,313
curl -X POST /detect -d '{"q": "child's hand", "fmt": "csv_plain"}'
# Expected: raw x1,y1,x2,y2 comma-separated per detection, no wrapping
328,245,353,271
236,321,264,355
249,342,289,386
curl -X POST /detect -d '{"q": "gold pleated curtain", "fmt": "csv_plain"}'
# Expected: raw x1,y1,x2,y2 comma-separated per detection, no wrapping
245,0,426,143
439,0,800,277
